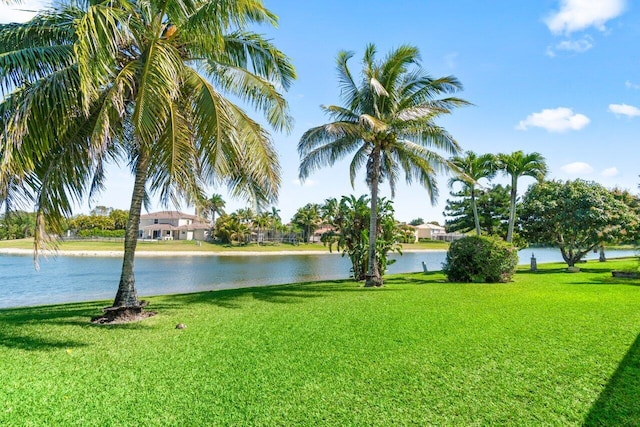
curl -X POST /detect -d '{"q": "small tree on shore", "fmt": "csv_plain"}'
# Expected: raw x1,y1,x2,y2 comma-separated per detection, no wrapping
321,195,402,281
520,180,635,267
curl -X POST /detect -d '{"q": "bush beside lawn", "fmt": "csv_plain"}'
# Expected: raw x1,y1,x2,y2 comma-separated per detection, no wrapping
1,259,639,425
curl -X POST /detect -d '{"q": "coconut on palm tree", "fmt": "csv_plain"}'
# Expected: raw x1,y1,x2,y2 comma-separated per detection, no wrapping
298,44,469,287
448,151,496,235
0,0,294,320
497,151,548,243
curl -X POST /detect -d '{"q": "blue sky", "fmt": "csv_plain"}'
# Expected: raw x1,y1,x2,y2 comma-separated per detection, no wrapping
2,0,639,223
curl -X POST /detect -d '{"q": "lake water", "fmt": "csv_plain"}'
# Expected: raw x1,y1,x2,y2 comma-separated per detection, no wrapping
0,248,636,309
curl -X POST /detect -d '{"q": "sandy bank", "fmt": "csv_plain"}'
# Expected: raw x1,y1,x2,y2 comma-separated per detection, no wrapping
0,248,445,257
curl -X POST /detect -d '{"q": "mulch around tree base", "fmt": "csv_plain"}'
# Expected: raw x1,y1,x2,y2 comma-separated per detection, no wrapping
91,301,157,324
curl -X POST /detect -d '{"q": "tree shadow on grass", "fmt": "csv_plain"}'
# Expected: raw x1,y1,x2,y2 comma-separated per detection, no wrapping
0,302,153,351
158,278,398,310
0,330,87,351
583,333,640,426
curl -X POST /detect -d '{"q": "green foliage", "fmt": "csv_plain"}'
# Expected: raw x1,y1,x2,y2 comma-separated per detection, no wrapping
442,235,518,283
610,187,640,244
520,180,636,267
0,211,36,240
291,203,322,243
321,195,402,281
496,151,548,243
67,209,129,236
448,151,497,235
77,229,125,238
445,183,510,237
215,214,249,245
2,259,640,425
408,218,424,226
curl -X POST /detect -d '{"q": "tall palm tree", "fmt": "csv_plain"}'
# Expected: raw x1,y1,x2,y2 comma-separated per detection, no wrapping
448,151,496,235
206,194,226,225
0,0,294,317
298,44,469,287
497,151,548,243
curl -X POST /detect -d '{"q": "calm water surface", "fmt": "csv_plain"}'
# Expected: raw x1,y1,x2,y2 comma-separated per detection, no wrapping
0,248,636,308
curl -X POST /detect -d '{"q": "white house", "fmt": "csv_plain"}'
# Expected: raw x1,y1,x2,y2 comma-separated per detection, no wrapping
138,211,210,241
413,223,446,241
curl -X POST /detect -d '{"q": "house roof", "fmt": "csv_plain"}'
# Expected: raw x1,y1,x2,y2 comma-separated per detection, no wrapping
140,210,199,220
414,223,445,230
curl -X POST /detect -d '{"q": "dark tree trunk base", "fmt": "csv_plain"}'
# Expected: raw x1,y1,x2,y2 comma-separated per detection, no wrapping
91,300,156,324
364,276,384,287
612,271,640,279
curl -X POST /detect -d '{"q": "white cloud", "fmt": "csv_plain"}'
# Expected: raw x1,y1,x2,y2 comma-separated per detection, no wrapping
561,162,594,175
293,178,317,188
516,107,590,132
625,80,640,90
546,37,593,56
546,0,627,35
608,103,640,117
601,167,619,177
0,0,47,24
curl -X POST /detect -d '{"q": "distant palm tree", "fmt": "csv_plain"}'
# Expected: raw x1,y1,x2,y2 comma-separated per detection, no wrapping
207,194,227,225
497,151,548,242
448,151,496,235
298,44,469,286
0,0,294,315
292,203,321,243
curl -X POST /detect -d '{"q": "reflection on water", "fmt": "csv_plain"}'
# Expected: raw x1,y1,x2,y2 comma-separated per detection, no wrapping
0,247,636,308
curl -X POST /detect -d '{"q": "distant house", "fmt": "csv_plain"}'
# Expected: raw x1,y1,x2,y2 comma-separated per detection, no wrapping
413,223,446,241
138,211,210,241
412,223,465,242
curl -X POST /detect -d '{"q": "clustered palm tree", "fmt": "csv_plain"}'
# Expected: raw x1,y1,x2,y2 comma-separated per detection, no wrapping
447,150,547,242
497,151,547,242
0,0,294,317
298,44,469,287
448,151,496,236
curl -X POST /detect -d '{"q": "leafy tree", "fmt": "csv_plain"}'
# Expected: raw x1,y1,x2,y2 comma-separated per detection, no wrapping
520,180,635,267
215,213,249,245
0,0,294,316
0,211,36,240
448,151,496,235
298,44,469,286
409,218,424,226
109,209,129,231
291,203,322,243
444,184,510,237
200,194,226,225
236,208,255,226
321,195,402,281
497,151,548,243
610,187,640,244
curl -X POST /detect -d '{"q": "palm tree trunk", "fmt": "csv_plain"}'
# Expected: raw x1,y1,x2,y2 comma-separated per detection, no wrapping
365,152,382,287
112,153,148,307
471,188,481,235
506,176,517,243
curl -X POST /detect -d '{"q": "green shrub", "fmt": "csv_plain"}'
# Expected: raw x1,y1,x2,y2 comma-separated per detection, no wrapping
442,235,518,283
77,228,125,238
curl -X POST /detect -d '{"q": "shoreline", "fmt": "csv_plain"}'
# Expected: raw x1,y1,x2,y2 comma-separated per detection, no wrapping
0,247,446,258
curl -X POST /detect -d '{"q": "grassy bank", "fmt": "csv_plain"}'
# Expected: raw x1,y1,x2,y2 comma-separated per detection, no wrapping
0,238,448,253
1,259,639,425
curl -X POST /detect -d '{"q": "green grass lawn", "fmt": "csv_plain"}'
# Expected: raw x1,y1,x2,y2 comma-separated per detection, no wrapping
0,238,448,253
1,259,639,425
